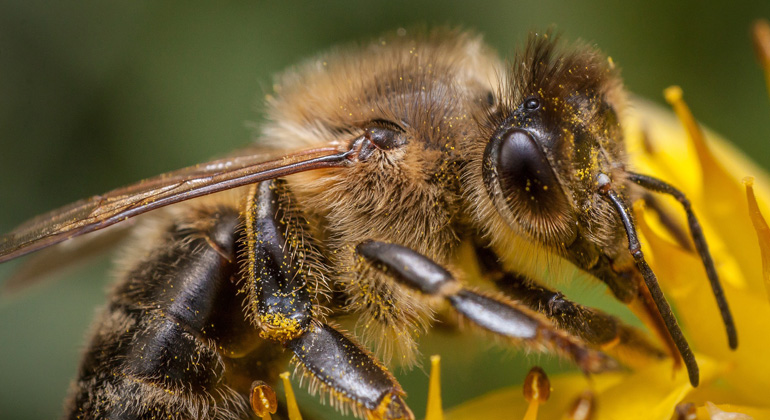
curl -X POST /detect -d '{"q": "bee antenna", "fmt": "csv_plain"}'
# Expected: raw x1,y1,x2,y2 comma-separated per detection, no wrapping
597,173,700,387
627,172,737,350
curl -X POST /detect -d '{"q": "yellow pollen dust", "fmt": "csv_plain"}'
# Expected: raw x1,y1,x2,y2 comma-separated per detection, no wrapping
258,314,302,341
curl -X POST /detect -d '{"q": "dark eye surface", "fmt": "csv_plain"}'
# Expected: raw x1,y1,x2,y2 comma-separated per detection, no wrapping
486,91,495,106
523,97,541,111
364,121,406,150
497,128,560,211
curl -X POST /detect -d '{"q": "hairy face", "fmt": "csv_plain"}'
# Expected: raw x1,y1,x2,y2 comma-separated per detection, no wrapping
464,33,628,253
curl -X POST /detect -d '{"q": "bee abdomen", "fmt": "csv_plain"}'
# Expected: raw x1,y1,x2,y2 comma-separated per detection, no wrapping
66,308,243,419
65,207,255,419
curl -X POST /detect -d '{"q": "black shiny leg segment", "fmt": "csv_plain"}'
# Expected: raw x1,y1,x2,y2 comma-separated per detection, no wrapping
356,240,618,374
286,323,412,420
245,181,413,420
499,274,666,360
473,244,667,364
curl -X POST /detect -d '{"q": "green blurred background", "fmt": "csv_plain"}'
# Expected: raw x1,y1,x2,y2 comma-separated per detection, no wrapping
1,1,769,419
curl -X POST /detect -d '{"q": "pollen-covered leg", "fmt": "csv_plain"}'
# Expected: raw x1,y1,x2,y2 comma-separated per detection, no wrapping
245,180,413,420
473,244,667,367
356,240,617,374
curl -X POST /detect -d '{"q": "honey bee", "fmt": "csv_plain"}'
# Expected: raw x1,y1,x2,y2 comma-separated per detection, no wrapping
0,28,737,419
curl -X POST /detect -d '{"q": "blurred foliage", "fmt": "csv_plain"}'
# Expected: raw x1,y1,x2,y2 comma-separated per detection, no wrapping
1,1,769,419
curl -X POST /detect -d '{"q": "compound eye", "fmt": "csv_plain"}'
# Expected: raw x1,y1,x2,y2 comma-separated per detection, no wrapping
497,128,561,212
365,120,407,150
523,96,541,111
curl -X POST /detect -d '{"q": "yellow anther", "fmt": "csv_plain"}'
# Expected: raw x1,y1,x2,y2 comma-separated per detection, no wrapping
744,177,770,302
250,381,277,420
523,366,550,420
280,372,303,420
425,355,443,420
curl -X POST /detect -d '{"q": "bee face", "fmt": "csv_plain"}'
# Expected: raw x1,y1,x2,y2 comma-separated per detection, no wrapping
469,34,628,252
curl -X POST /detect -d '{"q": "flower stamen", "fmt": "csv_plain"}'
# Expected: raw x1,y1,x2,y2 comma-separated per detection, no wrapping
280,372,303,420
522,366,550,420
425,355,444,420
250,380,278,420
674,402,696,420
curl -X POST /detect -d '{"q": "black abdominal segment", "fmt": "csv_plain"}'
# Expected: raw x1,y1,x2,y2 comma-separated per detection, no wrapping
65,207,261,419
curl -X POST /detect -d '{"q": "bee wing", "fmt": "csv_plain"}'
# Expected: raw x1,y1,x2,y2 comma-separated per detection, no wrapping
0,146,352,263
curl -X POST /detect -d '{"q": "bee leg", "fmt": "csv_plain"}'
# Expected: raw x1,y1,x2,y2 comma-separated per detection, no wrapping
356,240,617,374
473,243,667,366
245,180,414,420
285,322,413,420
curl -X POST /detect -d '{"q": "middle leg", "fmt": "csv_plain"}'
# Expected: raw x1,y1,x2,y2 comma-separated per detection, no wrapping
473,243,667,368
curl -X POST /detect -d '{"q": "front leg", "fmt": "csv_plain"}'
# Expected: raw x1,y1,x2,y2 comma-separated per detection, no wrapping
356,240,617,374
474,243,667,367
245,180,413,420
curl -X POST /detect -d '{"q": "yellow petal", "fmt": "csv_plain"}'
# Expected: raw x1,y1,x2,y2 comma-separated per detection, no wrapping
444,372,623,420
627,100,770,292
744,177,770,301
636,201,770,407
444,358,720,420
751,19,770,100
595,355,720,420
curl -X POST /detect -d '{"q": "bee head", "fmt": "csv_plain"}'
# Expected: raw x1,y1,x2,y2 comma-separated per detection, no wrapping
471,33,627,249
